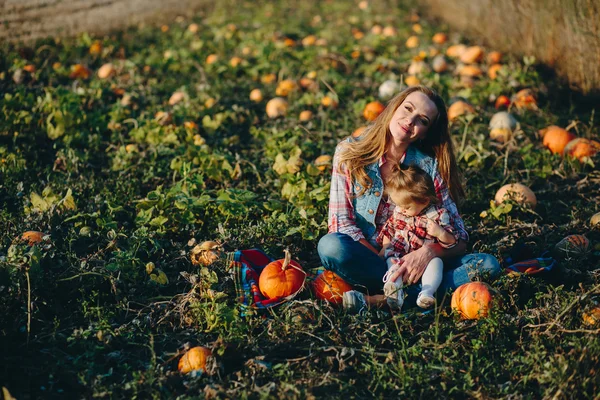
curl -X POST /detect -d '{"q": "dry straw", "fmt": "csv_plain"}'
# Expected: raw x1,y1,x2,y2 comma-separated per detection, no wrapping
422,0,600,94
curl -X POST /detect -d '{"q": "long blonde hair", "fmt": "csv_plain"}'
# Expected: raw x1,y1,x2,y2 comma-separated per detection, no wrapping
337,85,465,205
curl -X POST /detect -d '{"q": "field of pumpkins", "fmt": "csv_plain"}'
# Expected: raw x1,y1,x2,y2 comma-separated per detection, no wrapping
1,0,599,398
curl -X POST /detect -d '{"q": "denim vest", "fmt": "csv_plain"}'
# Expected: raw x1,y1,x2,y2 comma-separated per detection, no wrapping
353,145,438,241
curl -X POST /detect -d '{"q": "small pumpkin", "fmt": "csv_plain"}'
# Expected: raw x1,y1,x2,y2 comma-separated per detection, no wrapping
383,26,398,37
408,60,429,76
447,100,475,121
459,46,484,64
451,282,496,320
205,54,219,65
321,95,338,108
266,97,289,118
512,89,537,110
487,64,503,80
97,63,116,79
168,91,186,106
582,306,600,326
178,346,212,374
190,241,222,266
446,44,467,58
404,75,420,86
229,56,243,68
249,89,263,102
494,95,511,109
563,138,600,161
405,36,419,48
275,80,298,97
261,73,277,84
378,80,400,100
21,231,46,245
494,183,536,208
432,32,447,45
299,78,317,91
489,112,518,143
299,110,313,121
89,41,103,55
553,235,590,258
487,51,503,64
352,126,367,138
69,64,91,79
312,270,352,305
259,249,305,299
540,126,576,154
363,101,386,121
314,155,332,171
457,65,483,78
590,212,600,226
431,55,448,73
302,35,317,46
154,111,172,126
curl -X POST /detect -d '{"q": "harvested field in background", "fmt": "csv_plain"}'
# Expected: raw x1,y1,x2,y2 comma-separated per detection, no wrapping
0,0,215,43
420,0,600,94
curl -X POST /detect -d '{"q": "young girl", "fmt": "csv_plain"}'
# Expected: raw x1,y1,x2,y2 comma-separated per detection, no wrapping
377,164,459,310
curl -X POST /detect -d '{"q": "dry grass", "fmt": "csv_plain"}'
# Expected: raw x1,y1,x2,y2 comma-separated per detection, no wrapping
421,0,600,94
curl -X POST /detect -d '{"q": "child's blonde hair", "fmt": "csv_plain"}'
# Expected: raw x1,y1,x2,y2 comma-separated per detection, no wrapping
384,164,439,206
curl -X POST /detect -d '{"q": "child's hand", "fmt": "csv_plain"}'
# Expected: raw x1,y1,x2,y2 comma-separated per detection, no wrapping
426,219,445,238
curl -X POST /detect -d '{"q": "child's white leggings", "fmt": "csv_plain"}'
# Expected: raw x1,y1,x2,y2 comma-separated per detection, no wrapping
385,256,444,297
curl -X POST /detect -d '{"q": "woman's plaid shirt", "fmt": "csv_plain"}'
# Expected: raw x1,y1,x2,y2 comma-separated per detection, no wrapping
327,146,469,248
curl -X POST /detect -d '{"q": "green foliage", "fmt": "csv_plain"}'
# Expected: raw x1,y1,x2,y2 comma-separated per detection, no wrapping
0,0,599,398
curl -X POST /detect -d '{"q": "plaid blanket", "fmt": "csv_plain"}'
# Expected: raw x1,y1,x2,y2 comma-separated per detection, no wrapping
229,249,310,315
503,247,557,275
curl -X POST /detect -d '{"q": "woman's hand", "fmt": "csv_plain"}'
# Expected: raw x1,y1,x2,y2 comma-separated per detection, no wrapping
388,244,438,285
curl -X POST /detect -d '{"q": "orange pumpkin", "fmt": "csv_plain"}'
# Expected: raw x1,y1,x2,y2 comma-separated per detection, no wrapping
404,76,421,86
540,126,576,154
299,110,313,121
451,282,495,319
494,95,511,109
363,101,386,121
21,231,46,245
459,46,484,64
258,250,305,299
447,101,475,121
266,97,289,118
432,32,448,45
275,80,298,97
352,126,367,138
487,51,503,64
488,64,503,80
563,138,600,161
512,89,537,110
178,346,212,374
69,64,91,79
314,155,332,171
205,54,219,64
249,89,263,102
312,271,352,305
582,306,600,326
321,95,338,108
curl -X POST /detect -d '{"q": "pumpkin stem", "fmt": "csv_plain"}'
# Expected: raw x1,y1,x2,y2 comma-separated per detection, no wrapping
281,248,292,270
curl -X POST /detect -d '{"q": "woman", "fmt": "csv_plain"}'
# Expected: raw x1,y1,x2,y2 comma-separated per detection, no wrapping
317,85,501,311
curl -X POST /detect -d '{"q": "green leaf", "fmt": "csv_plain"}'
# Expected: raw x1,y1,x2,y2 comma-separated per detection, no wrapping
30,192,50,212
150,216,169,227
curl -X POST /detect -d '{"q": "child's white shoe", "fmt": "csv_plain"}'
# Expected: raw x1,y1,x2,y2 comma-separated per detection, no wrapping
383,280,404,311
416,292,435,309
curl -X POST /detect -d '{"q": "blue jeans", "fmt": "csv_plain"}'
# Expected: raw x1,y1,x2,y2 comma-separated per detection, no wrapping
317,233,502,307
